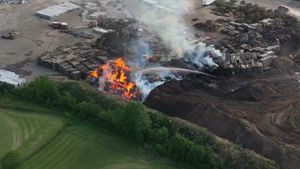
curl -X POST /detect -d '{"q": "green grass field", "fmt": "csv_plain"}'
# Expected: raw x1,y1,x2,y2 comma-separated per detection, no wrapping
0,101,183,169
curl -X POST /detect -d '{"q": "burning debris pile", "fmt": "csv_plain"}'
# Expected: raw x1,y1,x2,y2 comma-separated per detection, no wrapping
38,0,226,100
89,58,138,100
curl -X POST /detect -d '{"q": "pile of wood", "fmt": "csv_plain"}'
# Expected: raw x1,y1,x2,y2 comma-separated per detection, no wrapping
38,43,110,80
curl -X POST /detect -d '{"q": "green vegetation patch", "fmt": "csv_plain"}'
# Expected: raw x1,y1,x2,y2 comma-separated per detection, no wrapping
0,98,183,169
0,108,64,159
0,78,279,169
21,124,180,169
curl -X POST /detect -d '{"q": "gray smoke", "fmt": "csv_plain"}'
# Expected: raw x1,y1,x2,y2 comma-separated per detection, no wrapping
134,0,194,57
128,0,224,63
125,0,225,100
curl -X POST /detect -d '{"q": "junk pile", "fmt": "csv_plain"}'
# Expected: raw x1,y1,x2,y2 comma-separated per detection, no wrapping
94,18,139,56
219,19,280,69
38,43,110,80
38,18,141,80
193,1,300,71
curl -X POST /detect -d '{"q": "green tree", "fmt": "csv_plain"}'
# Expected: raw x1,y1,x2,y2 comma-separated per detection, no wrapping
118,102,151,142
18,77,58,105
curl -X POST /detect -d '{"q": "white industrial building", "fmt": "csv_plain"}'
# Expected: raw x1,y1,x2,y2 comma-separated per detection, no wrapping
35,2,80,20
0,69,25,87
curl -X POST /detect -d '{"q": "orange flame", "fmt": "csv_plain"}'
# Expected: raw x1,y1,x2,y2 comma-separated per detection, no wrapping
89,58,137,100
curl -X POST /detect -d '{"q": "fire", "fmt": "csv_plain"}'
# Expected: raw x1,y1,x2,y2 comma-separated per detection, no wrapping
89,58,138,100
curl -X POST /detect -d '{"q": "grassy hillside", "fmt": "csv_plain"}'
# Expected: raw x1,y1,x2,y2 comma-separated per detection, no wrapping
0,99,183,169
22,125,179,169
0,108,64,160
0,78,279,169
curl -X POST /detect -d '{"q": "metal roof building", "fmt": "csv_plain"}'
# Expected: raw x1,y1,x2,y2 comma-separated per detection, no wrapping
35,2,80,20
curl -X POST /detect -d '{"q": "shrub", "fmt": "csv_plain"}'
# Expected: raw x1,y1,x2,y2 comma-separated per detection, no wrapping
118,102,151,142
17,77,58,106
1,152,22,169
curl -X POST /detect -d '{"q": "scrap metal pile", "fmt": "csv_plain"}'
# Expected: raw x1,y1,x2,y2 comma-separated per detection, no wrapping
193,1,300,71
38,18,140,80
95,17,139,56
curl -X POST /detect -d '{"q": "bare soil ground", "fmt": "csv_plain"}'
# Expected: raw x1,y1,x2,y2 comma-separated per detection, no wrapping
0,0,84,81
145,58,300,169
145,1,300,169
0,0,130,81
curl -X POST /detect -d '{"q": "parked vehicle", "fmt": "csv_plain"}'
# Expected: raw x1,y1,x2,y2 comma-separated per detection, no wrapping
49,21,69,29
1,31,16,40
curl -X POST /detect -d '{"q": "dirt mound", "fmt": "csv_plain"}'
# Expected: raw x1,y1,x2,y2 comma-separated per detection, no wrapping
145,72,300,169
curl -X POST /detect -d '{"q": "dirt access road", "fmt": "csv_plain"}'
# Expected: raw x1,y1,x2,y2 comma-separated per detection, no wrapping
0,0,83,81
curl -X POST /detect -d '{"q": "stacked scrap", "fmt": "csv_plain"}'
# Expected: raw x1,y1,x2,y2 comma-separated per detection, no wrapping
219,19,280,69
38,43,110,80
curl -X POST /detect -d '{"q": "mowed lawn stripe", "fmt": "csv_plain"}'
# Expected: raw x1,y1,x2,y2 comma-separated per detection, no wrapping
21,125,182,169
0,108,65,160
21,133,73,169
34,136,80,169
0,111,22,150
44,136,84,169
0,107,182,169
0,112,13,158
17,117,64,159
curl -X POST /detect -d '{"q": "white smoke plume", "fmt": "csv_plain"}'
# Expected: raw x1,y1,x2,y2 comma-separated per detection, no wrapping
132,0,194,58
123,0,224,101
125,0,225,100
127,0,224,63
